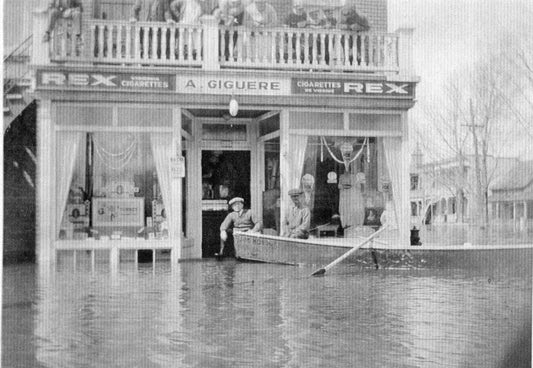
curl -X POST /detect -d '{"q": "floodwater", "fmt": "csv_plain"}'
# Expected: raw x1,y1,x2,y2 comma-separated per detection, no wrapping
3,259,532,368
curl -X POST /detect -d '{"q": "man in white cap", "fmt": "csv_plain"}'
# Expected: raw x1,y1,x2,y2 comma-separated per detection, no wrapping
282,188,311,239
218,197,262,257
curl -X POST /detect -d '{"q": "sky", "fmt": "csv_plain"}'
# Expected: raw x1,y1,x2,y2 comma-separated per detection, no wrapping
388,0,533,160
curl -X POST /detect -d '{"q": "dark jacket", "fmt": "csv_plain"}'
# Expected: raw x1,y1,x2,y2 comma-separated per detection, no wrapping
132,0,172,22
49,0,82,11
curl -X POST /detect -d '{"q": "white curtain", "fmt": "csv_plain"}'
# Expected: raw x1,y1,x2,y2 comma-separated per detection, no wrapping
56,131,83,236
382,137,409,246
150,133,173,229
288,134,308,192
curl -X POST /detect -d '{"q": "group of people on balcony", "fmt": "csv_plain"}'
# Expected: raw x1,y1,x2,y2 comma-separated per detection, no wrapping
42,0,370,41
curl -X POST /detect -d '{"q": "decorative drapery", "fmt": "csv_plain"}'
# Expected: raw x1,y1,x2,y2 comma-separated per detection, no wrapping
288,135,308,192
382,137,409,245
150,133,173,231
56,131,83,236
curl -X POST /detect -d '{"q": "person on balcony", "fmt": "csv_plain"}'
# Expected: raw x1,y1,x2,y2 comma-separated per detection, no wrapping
338,5,370,65
283,1,307,62
42,0,83,43
243,0,278,61
218,197,262,257
283,0,307,29
219,0,247,60
244,0,278,27
130,0,174,23
282,189,311,239
323,7,337,29
170,0,202,24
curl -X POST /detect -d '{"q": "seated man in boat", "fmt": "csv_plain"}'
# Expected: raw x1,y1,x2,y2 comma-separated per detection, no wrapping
218,197,262,257
282,189,311,239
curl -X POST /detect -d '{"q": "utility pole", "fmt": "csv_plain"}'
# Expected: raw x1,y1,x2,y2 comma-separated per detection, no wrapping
465,99,487,228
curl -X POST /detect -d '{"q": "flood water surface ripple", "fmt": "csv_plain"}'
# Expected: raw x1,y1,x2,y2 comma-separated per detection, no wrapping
3,261,531,368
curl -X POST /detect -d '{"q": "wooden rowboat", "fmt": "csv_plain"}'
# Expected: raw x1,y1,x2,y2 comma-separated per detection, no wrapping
234,232,533,275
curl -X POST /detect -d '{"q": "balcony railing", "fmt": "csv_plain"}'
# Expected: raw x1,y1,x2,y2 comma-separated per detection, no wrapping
33,13,414,75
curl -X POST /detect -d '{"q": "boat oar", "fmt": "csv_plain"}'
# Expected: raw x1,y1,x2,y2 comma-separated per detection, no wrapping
310,226,388,277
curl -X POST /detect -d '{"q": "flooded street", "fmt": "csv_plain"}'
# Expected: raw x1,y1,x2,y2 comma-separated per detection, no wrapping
3,260,531,368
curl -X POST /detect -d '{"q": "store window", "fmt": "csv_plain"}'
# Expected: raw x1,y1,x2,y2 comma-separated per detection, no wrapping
286,133,401,239
56,132,172,241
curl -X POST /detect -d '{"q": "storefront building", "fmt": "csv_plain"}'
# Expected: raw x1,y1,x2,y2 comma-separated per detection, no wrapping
30,2,418,265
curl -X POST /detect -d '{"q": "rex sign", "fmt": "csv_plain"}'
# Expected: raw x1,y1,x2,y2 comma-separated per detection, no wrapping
292,78,415,97
36,71,175,91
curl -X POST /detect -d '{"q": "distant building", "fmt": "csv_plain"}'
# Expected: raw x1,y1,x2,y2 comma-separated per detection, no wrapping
410,147,517,225
489,160,533,231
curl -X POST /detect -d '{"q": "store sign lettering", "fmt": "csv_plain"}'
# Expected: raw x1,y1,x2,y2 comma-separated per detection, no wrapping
292,78,415,97
175,76,290,96
37,71,175,91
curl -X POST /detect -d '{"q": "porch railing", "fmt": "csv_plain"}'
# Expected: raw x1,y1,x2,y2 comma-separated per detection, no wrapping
219,26,399,72
32,13,414,75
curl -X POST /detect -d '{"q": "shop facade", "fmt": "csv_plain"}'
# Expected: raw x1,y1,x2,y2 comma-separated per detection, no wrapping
31,11,418,265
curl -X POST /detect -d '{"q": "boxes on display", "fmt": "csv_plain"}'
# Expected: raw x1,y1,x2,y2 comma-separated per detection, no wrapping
106,181,137,198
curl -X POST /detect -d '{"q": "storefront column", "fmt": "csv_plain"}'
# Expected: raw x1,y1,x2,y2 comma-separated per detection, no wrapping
399,111,410,246
171,108,183,263
279,110,290,236
36,100,56,265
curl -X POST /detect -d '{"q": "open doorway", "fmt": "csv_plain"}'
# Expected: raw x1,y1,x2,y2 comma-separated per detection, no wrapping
201,150,250,257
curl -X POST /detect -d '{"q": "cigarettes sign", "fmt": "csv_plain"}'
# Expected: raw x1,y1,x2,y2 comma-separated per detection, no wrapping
36,71,175,91
292,78,415,97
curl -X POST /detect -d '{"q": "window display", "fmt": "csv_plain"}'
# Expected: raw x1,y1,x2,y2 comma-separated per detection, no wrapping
57,132,170,241
287,134,397,239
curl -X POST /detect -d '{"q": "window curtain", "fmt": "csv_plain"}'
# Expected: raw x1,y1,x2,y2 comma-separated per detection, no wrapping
382,137,409,246
56,131,83,236
288,134,308,192
150,133,173,230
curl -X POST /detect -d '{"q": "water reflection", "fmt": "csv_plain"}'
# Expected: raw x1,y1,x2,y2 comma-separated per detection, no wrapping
2,261,530,368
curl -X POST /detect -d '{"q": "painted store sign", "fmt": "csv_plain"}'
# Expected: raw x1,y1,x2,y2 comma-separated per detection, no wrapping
36,70,416,98
291,78,416,97
36,71,175,91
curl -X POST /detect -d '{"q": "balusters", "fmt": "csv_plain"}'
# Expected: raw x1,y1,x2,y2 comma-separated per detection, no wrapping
169,27,176,61
125,24,131,59
161,26,167,60
271,30,277,66
177,27,184,60
186,28,192,61
97,24,105,59
142,26,149,60
134,25,141,60
319,33,326,66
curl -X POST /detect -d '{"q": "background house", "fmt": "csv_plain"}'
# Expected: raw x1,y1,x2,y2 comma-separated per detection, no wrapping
410,146,517,225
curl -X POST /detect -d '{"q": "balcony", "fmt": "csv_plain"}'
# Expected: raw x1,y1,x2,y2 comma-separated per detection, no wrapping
32,13,414,77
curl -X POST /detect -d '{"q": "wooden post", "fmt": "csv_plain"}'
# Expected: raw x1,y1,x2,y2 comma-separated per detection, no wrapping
395,27,414,78
186,116,202,259
171,108,183,263
250,119,262,223
32,10,51,65
279,110,290,236
36,100,55,265
200,15,220,70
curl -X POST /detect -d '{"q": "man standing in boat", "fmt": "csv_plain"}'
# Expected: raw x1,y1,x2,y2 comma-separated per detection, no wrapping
282,189,311,239
218,197,262,257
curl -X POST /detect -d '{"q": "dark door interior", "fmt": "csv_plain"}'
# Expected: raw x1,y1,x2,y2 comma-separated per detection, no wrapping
201,150,250,257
